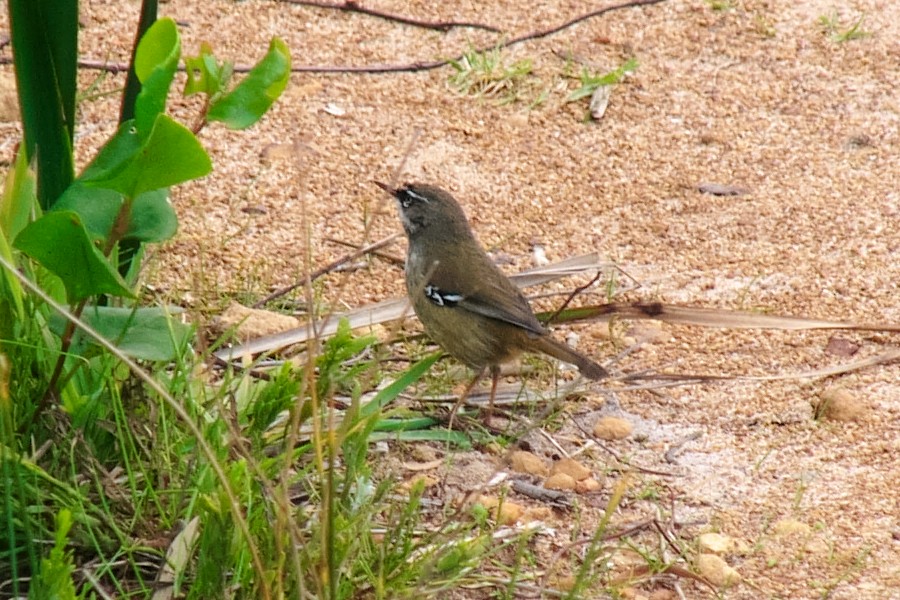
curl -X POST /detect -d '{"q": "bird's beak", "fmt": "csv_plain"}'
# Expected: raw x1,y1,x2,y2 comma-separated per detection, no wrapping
373,181,397,196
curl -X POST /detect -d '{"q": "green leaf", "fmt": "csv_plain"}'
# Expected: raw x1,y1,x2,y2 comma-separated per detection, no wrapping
76,305,192,361
8,0,78,209
78,121,143,191
369,428,473,448
81,116,212,198
54,183,176,244
184,42,232,97
360,352,441,418
128,189,177,242
133,17,181,135
567,58,638,102
29,509,78,600
207,38,290,130
0,149,37,330
13,211,134,302
0,147,38,243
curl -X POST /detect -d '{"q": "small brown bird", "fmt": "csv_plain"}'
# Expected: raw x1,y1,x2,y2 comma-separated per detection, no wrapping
376,181,607,418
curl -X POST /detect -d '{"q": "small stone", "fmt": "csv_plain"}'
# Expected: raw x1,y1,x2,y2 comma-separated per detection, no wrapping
588,325,615,341
322,102,346,116
475,495,524,525
824,336,860,357
544,473,577,491
400,474,437,492
593,416,633,440
698,182,749,196
409,445,439,463
547,574,575,592
649,590,677,600
773,519,811,536
575,477,602,494
695,554,740,587
497,502,525,525
357,324,391,343
626,322,670,344
551,457,592,481
522,506,552,522
214,302,299,341
815,386,866,421
508,112,530,128
507,451,549,476
697,532,735,554
260,142,297,164
804,537,830,554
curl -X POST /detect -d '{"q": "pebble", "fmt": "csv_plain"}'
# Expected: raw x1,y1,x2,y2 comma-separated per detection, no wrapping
773,519,811,536
593,416,634,440
695,553,740,587
815,385,866,421
697,532,735,554
507,450,549,476
551,457,592,481
544,473,577,491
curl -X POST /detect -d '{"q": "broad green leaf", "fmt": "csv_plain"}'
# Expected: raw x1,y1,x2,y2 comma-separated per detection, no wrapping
76,305,192,361
133,17,181,135
129,189,177,242
13,211,134,302
52,183,121,241
78,121,144,190
207,38,290,130
81,116,211,198
54,184,176,243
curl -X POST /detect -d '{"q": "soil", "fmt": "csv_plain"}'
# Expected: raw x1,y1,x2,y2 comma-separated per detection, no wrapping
4,0,900,598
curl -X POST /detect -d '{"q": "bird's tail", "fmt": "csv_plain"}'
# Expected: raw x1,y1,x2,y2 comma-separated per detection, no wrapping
530,335,608,380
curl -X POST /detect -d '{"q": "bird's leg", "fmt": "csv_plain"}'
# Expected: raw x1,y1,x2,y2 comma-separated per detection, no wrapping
485,365,501,426
448,367,486,429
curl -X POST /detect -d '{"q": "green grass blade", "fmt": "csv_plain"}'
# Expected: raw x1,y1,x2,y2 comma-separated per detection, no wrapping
360,352,441,418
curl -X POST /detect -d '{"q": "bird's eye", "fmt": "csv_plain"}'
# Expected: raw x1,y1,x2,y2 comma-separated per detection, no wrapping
399,188,429,209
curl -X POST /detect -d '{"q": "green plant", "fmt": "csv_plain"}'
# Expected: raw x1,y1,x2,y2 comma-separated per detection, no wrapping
567,58,638,104
1,4,291,596
565,58,637,121
705,0,735,11
818,11,870,43
753,13,777,38
448,47,534,104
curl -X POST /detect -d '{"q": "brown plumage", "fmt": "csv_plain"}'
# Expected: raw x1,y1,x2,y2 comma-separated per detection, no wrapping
377,181,606,417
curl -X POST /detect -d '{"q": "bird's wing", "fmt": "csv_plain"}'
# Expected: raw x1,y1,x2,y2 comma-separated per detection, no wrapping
423,249,547,336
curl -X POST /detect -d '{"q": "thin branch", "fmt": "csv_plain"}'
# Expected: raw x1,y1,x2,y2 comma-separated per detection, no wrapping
10,0,668,76
252,233,401,308
325,237,404,266
544,271,603,325
276,0,502,32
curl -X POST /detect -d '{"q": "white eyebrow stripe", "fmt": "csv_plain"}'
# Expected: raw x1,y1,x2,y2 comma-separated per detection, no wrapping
404,189,430,203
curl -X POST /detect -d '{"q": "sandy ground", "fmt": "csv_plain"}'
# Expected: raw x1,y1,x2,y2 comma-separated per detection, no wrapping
3,0,899,597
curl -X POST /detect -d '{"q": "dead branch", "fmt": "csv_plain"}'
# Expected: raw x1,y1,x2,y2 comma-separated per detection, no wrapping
252,233,400,308
276,0,502,32
10,0,668,75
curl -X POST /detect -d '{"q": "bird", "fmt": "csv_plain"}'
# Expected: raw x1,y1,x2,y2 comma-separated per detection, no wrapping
375,181,607,421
